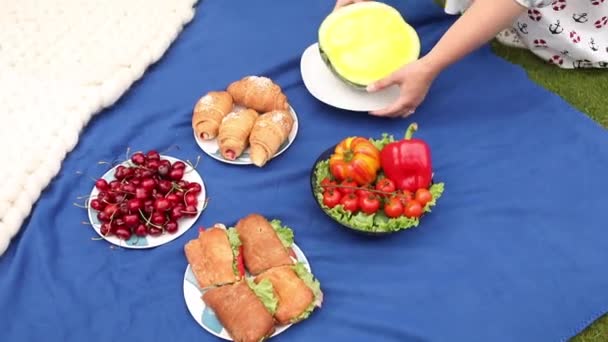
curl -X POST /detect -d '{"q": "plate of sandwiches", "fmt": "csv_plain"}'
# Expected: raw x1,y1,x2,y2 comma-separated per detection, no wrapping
192,76,299,167
183,213,323,341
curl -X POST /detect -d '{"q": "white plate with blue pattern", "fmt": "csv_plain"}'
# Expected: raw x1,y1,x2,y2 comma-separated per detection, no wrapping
87,155,206,249
183,241,311,340
193,105,299,166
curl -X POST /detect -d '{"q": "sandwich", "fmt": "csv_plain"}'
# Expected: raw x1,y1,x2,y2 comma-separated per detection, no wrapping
184,224,244,289
235,214,295,275
202,279,278,342
254,262,323,325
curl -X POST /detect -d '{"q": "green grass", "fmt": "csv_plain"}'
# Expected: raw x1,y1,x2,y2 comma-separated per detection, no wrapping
429,1,608,340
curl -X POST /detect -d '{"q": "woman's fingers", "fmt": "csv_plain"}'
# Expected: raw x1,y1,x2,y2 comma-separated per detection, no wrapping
370,98,411,117
334,0,364,11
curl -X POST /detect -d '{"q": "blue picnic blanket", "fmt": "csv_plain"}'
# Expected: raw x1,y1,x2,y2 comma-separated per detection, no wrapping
2,1,607,341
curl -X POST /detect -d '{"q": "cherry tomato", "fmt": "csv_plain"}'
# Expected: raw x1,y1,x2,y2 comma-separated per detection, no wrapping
340,193,359,213
384,197,404,218
338,180,358,195
355,186,374,199
414,188,433,207
320,177,337,191
359,194,380,214
404,200,423,218
396,190,413,206
375,178,396,197
323,189,342,208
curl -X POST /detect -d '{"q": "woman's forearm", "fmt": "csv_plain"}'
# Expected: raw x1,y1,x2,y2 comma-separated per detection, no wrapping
423,0,527,73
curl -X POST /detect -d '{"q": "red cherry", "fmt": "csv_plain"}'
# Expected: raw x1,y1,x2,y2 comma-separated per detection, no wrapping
113,218,126,228
100,223,112,236
127,199,142,211
177,180,189,188
187,182,202,194
124,214,140,227
141,178,156,191
135,224,147,237
154,198,171,212
146,150,160,160
169,168,184,181
90,199,104,211
157,180,172,194
114,165,126,180
122,167,134,179
118,202,129,215
172,161,186,170
97,211,111,223
170,205,184,220
95,179,109,191
135,187,148,200
131,152,146,165
148,226,162,236
103,204,118,217
183,205,198,217
131,178,141,186
146,159,160,171
141,170,154,178
115,228,132,240
114,194,126,204
109,180,121,191
165,193,179,204
165,221,178,234
151,212,166,225
121,183,136,194
184,192,198,207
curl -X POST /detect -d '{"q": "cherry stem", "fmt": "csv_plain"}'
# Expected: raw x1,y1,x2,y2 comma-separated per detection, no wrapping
75,171,97,182
77,194,91,200
81,221,91,225
73,202,88,209
186,156,201,171
125,147,131,163
91,237,104,241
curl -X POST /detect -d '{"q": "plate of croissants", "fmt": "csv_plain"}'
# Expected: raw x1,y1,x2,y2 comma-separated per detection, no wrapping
192,76,299,167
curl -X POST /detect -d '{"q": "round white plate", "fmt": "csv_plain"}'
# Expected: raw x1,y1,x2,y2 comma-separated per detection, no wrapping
87,155,206,249
300,42,401,112
194,105,299,166
183,241,311,341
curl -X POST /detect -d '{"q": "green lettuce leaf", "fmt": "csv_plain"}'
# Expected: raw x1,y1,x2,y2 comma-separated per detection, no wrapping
291,262,323,323
269,219,294,247
369,133,395,150
312,137,445,234
247,278,278,315
226,228,241,275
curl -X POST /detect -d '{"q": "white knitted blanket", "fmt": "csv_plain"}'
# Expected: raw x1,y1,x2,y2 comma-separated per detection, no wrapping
0,0,198,255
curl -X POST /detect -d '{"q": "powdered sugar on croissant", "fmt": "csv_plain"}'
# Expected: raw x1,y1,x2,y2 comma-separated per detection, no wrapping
249,110,294,167
227,76,289,113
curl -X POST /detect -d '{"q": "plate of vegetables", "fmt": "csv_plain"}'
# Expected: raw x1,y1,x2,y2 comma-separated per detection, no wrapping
310,123,445,235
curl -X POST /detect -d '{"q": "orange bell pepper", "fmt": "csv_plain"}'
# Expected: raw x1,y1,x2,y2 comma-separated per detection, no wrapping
329,137,381,185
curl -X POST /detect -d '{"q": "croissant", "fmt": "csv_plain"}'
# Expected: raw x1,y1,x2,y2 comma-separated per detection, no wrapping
192,91,234,140
249,110,294,167
218,108,259,160
226,76,289,113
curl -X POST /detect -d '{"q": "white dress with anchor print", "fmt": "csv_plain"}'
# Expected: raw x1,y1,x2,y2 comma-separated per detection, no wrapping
445,0,608,69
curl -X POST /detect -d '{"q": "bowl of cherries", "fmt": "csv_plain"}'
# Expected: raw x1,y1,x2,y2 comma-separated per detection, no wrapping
86,150,206,248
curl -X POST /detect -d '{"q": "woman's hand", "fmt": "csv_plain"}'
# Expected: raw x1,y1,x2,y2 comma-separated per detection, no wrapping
334,0,366,10
366,58,439,118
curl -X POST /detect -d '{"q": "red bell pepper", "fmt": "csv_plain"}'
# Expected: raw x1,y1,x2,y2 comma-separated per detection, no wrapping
380,123,432,192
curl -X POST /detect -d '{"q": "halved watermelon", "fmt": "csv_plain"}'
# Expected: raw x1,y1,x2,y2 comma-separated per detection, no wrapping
318,2,420,90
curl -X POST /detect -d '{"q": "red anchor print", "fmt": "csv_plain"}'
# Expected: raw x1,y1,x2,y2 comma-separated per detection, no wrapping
552,0,566,11
569,31,581,43
528,9,542,21
594,16,608,28
591,0,605,5
549,55,564,65
533,39,548,48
